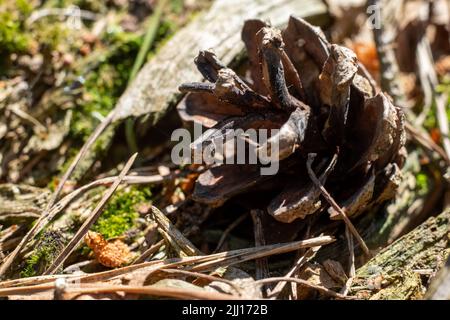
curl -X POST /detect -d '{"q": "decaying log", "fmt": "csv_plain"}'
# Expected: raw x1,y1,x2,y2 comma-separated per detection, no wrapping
112,0,328,123
350,208,450,300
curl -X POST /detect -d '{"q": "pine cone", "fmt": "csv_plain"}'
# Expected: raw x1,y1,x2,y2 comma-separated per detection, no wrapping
177,16,405,223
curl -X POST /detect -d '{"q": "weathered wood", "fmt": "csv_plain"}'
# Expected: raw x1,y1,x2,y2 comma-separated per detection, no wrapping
351,208,450,300
112,0,328,123
426,256,450,300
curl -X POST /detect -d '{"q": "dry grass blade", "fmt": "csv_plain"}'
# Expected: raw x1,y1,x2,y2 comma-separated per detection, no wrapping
0,225,19,243
268,247,318,298
44,153,138,274
68,284,242,300
435,93,450,160
150,205,202,256
254,277,356,300
0,173,166,278
340,226,355,296
306,154,371,256
213,213,247,253
9,105,46,132
0,236,335,291
48,111,117,211
0,282,242,300
189,236,335,272
405,122,450,165
159,269,243,296
250,209,270,295
133,239,164,264
0,112,118,275
416,36,450,161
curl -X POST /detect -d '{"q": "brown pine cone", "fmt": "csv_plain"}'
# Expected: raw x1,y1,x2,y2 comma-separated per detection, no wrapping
177,16,405,224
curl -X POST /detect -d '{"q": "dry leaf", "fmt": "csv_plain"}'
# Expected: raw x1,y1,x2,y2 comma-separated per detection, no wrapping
85,231,132,268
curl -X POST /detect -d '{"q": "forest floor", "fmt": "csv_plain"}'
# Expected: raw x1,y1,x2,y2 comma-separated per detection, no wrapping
0,0,448,300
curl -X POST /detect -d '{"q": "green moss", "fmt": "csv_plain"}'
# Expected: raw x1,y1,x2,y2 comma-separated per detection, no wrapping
33,20,71,52
92,186,152,239
145,18,178,61
73,0,107,12
15,0,32,14
0,0,33,57
170,0,184,14
423,77,450,131
21,230,65,277
59,19,174,176
59,6,179,143
415,172,429,196
436,76,450,121
70,36,141,141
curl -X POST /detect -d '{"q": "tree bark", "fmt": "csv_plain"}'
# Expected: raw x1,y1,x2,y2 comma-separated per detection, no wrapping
351,208,450,299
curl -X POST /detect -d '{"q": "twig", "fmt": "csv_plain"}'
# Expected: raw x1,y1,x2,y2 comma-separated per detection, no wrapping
0,283,241,300
53,278,67,300
63,260,96,274
250,210,270,295
26,7,98,25
0,236,335,290
0,111,121,277
213,213,248,253
48,110,118,211
0,225,20,243
0,237,21,254
306,154,371,256
189,236,335,272
44,154,138,274
159,269,243,296
288,225,314,300
268,247,318,299
340,226,355,296
133,239,164,264
254,277,356,300
9,104,47,132
416,36,450,161
405,122,450,165
435,93,450,160
0,172,166,278
150,205,202,256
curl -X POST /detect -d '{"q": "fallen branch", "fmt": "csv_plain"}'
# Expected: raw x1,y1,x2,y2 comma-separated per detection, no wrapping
352,208,450,299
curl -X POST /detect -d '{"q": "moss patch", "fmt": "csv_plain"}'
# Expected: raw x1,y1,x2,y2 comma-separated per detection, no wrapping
92,186,152,239
21,230,66,277
0,0,33,58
